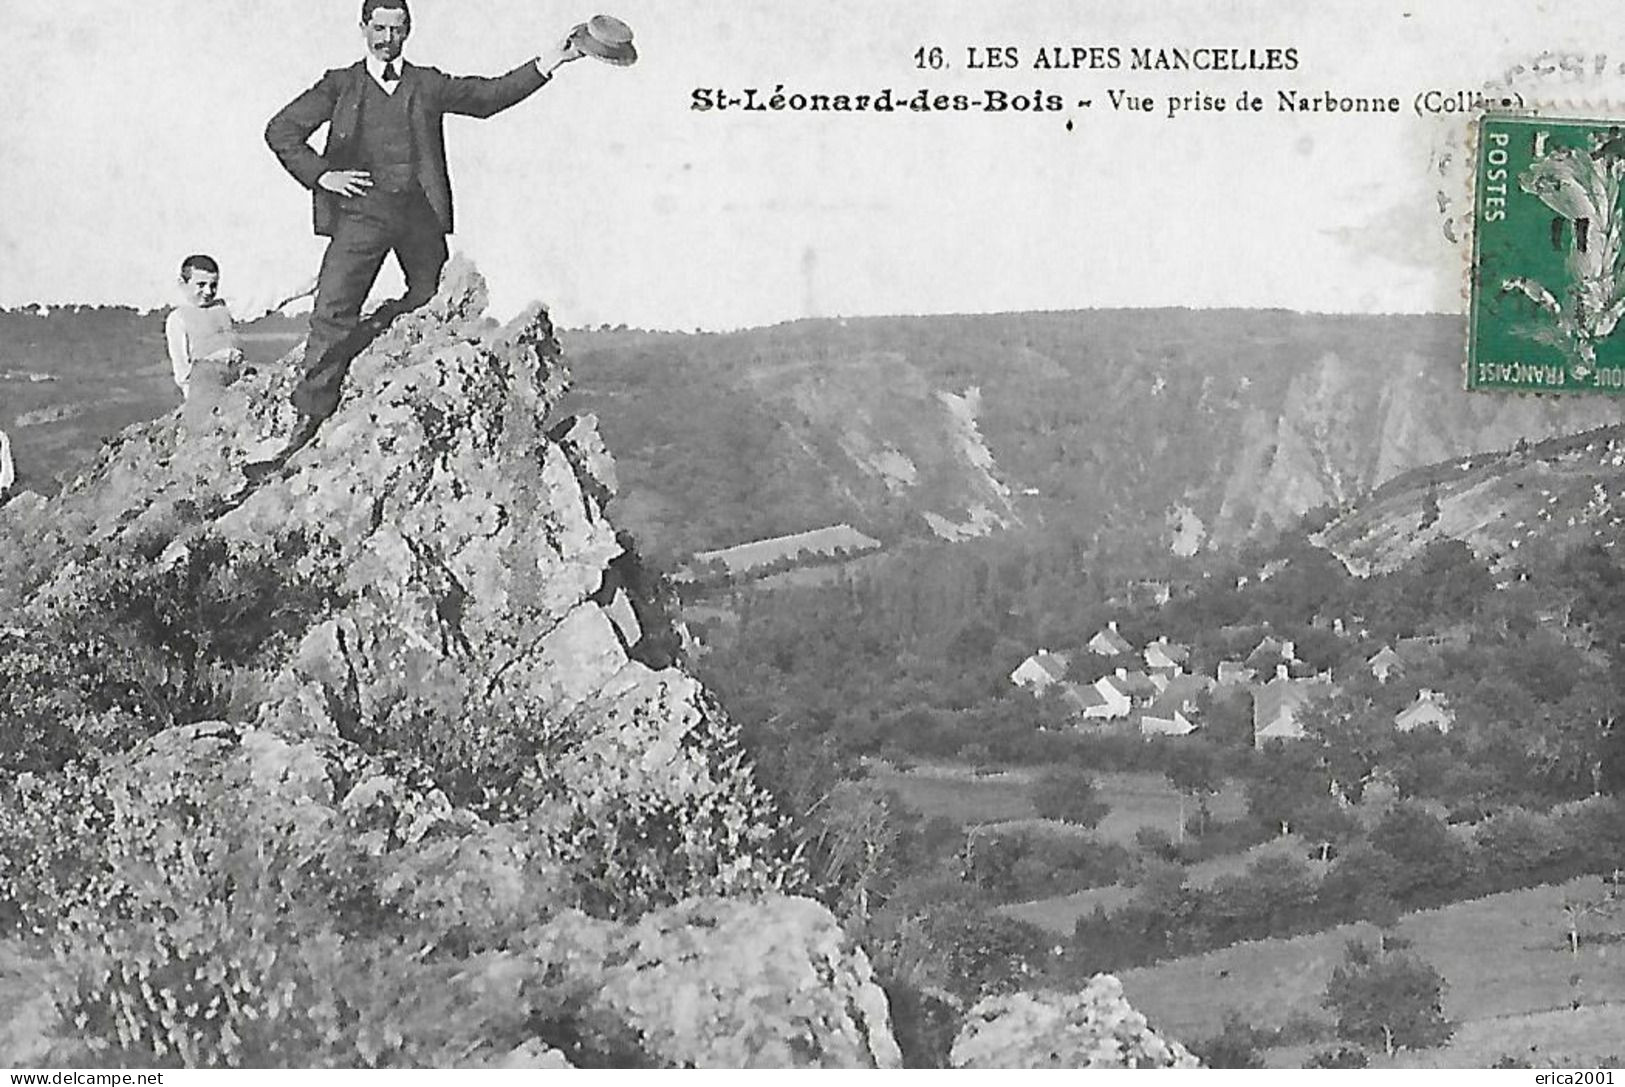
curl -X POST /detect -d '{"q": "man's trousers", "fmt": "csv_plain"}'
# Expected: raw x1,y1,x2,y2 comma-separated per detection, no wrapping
293,187,448,421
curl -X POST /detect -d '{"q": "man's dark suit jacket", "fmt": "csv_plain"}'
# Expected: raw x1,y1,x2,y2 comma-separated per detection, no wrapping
265,60,548,237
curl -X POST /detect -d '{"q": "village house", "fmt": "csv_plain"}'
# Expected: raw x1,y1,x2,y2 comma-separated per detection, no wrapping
1245,635,1297,673
1083,674,1133,719
1144,637,1191,674
1010,649,1071,694
1088,620,1133,658
1086,667,1159,719
1061,682,1110,718
1113,667,1160,703
1140,701,1198,737
1252,666,1333,746
1216,660,1254,686
1394,688,1453,733
1140,673,1214,737
1367,645,1402,682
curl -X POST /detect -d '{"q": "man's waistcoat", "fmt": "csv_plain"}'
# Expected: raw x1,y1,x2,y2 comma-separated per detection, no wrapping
265,60,548,238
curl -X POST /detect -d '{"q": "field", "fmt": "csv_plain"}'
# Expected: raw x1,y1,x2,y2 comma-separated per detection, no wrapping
870,760,1257,932
0,310,303,494
1116,876,1625,1065
866,761,1039,825
867,761,1245,844
998,837,1326,935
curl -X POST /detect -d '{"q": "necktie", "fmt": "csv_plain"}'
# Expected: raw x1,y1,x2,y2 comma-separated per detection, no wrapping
382,61,400,83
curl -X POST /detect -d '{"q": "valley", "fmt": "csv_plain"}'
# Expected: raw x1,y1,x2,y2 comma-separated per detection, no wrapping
8,301,1625,1066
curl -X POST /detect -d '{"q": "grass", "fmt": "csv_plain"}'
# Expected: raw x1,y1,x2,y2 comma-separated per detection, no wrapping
1116,876,1625,1062
1391,1003,1625,1068
869,761,1245,844
871,760,1268,935
1092,772,1247,846
1000,884,1138,928
866,762,1039,825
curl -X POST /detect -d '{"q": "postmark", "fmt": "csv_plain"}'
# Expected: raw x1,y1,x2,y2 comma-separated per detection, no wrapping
1469,111,1625,392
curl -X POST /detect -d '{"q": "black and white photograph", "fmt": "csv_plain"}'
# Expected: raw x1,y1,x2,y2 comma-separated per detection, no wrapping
5,0,1625,1072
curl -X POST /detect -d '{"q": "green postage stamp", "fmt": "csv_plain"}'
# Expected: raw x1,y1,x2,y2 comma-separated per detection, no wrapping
1469,113,1625,393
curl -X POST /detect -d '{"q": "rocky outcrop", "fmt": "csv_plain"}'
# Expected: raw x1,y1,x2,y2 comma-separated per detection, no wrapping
0,261,915,1066
1209,348,1621,546
949,978,1199,1069
1,258,790,910
0,720,895,1068
1318,423,1625,573
526,896,902,1068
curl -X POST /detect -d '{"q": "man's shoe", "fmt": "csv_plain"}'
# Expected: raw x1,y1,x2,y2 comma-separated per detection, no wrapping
241,410,325,484
283,410,324,457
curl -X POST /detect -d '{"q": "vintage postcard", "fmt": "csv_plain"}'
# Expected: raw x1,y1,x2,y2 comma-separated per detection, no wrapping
4,0,1625,1074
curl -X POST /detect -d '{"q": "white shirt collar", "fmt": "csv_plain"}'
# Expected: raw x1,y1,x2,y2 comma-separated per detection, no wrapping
365,53,406,93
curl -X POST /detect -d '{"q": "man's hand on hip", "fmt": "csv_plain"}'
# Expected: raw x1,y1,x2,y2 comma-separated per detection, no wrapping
317,170,374,197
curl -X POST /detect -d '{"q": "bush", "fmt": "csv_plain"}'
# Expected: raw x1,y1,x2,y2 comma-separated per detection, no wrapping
965,829,1131,901
1324,938,1452,1056
9,725,593,1067
1191,1012,1266,1069
0,529,346,776
1030,768,1110,828
920,908,1057,1002
1134,824,1177,861
1307,1044,1370,1068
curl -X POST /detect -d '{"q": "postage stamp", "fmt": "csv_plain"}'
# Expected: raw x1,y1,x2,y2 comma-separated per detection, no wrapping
1469,112,1625,393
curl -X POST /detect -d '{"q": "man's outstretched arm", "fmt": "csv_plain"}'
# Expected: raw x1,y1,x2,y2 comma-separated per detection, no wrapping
436,38,582,118
265,72,343,189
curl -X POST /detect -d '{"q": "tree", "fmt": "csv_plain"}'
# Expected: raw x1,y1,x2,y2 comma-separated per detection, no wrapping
1370,801,1471,903
1207,851,1318,942
1030,767,1109,829
1323,938,1452,1056
1295,801,1360,864
1192,1012,1266,1069
1164,742,1220,841
1300,683,1398,805
1556,888,1623,958
1319,843,1400,930
1245,743,1332,836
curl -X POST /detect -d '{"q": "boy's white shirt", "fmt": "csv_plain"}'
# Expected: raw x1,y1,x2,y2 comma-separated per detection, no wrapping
164,308,197,395
165,278,315,395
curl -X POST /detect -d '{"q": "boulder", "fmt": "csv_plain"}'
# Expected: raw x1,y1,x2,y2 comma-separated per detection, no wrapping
530,896,902,1069
949,977,1199,1069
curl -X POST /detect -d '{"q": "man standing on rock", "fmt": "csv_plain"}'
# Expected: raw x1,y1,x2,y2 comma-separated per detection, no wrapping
265,0,582,443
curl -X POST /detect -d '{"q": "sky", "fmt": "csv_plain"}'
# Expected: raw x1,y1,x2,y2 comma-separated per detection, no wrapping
4,0,1625,329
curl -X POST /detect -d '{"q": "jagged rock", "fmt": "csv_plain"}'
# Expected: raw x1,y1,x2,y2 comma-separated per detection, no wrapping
0,258,794,912
496,1039,573,1069
530,896,902,1069
0,262,869,1066
948,977,1199,1069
